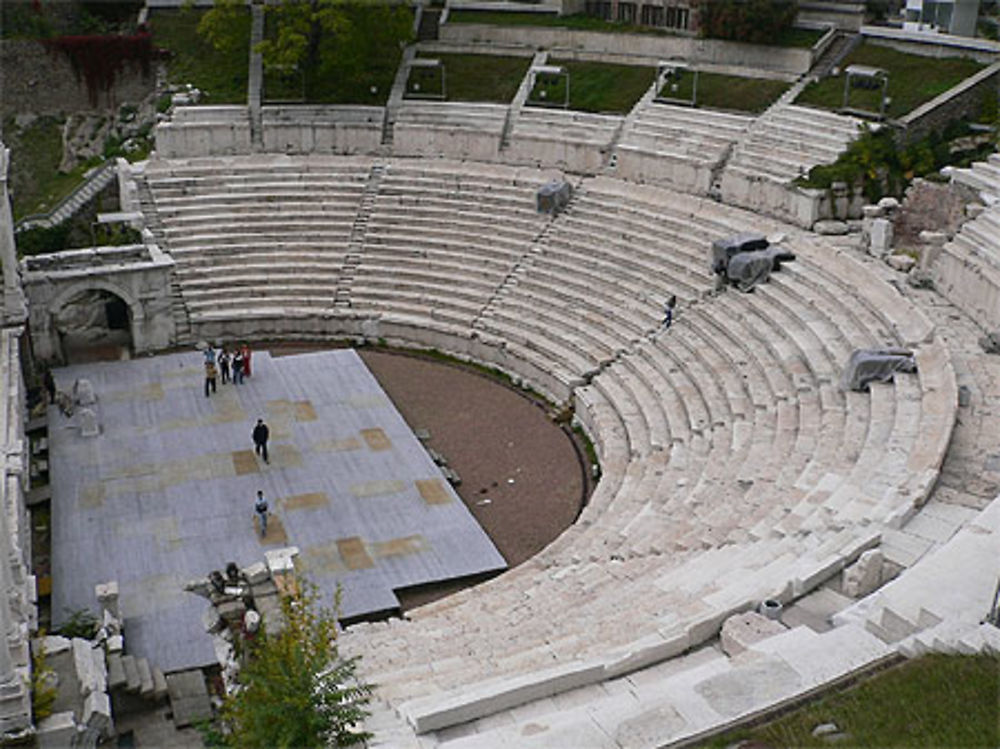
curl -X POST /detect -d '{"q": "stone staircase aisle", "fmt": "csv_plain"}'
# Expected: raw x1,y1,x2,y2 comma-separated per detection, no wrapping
137,178,194,344
15,161,116,233
248,0,265,151
107,652,168,706
808,31,862,82
382,46,417,148
334,162,386,308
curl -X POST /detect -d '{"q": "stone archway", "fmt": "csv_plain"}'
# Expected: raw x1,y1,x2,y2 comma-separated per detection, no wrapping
20,245,176,365
51,285,136,364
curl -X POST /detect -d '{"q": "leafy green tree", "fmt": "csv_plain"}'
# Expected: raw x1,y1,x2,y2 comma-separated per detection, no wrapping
220,582,373,748
196,0,412,102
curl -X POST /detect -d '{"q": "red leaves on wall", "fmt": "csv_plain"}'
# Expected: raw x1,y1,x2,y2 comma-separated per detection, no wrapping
41,33,155,106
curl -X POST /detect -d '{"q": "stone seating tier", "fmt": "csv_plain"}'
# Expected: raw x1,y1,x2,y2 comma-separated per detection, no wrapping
138,155,957,740
510,108,622,142
946,153,1000,197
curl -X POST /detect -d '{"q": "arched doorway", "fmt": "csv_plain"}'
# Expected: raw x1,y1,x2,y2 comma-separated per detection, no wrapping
53,288,134,364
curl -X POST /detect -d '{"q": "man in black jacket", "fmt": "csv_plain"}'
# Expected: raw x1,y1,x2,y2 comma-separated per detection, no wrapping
252,418,270,464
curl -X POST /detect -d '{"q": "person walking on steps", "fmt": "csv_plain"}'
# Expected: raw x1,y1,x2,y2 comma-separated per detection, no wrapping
662,295,677,329
254,490,269,537
252,418,270,464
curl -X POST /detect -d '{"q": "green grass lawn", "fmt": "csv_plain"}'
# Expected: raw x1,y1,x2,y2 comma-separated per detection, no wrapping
447,10,823,46
150,8,249,104
4,116,99,221
705,654,1000,748
530,59,655,114
409,53,531,103
659,71,790,113
795,42,985,119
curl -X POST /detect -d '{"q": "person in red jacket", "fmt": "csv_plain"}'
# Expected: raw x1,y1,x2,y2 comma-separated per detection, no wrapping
241,344,252,378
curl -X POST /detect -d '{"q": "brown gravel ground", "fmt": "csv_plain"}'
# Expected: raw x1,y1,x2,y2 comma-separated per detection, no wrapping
268,344,592,612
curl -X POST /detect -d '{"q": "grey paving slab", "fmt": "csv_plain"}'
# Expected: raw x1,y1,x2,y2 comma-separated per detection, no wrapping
49,350,505,672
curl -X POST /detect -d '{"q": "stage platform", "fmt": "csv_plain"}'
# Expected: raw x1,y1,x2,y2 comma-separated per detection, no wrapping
48,349,506,672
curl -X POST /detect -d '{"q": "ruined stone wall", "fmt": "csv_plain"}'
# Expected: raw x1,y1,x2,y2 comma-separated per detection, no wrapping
0,39,155,118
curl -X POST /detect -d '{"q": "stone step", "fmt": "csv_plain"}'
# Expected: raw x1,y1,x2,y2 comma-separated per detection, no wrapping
136,657,155,698
106,652,127,691
120,654,141,693
151,666,168,702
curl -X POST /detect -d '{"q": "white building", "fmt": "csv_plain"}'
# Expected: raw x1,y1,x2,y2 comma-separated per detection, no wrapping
904,0,981,36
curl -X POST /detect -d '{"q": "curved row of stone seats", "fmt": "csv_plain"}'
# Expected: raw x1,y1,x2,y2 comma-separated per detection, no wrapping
134,155,957,741
404,621,896,748
944,152,1000,198
834,495,1000,646
568,250,929,561
352,159,555,333
343,525,882,735
931,203,1000,333
724,105,861,185
346,183,952,740
154,106,252,158
614,103,753,193
261,105,383,155
718,105,862,226
505,107,623,173
469,176,730,403
144,156,375,319
392,101,508,161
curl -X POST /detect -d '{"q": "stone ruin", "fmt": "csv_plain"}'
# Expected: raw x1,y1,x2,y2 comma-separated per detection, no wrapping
32,582,122,748
862,178,984,287
184,547,300,698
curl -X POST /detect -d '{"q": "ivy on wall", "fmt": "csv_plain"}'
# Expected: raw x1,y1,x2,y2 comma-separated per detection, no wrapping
41,33,155,106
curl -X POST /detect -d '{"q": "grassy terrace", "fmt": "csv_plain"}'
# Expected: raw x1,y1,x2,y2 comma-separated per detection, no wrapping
530,59,655,113
795,41,985,119
408,53,532,103
659,71,790,114
149,8,250,105
706,654,999,748
447,11,824,47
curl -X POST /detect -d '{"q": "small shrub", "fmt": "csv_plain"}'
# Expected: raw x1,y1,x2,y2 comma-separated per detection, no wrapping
57,607,99,639
29,634,58,723
15,225,71,256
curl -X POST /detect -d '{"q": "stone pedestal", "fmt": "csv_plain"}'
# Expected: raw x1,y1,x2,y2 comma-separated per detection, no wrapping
918,230,948,271
720,611,787,657
842,549,885,597
869,218,893,258
95,581,120,620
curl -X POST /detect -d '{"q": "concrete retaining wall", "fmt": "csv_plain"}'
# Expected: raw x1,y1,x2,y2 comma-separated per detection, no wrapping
439,23,816,75
154,105,383,158
613,146,714,195
932,243,1000,332
861,25,1000,64
898,62,1000,145
393,124,502,161
505,133,607,174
